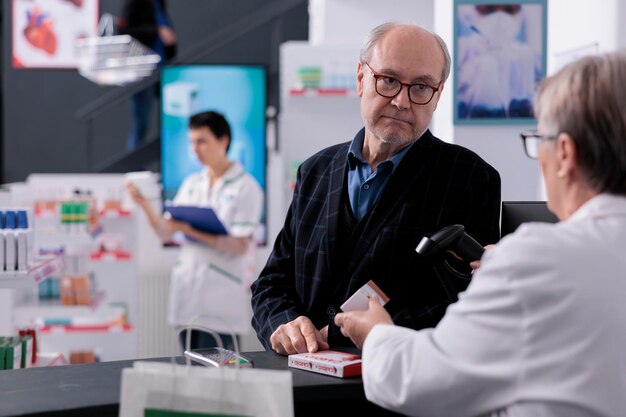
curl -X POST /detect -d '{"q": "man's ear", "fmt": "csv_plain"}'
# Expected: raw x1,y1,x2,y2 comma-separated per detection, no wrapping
357,62,365,97
221,136,231,153
432,82,444,111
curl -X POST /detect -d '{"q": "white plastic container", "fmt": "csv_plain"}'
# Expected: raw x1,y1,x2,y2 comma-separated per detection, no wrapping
5,231,16,272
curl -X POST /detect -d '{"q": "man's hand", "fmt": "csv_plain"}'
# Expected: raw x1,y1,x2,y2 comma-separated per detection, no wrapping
334,297,393,350
158,26,176,46
270,316,329,355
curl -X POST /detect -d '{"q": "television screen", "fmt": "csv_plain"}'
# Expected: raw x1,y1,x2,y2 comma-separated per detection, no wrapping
161,65,267,244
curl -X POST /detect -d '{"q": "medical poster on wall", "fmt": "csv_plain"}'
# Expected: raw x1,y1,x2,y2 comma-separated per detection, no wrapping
12,0,99,68
453,0,547,124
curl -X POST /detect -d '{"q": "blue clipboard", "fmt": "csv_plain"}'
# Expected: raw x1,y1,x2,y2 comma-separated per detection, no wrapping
164,204,228,235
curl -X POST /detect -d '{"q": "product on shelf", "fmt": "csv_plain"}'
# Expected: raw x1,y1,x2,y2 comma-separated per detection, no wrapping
73,275,91,305
38,277,61,300
297,66,322,88
69,349,97,364
18,328,37,365
59,274,92,306
0,209,33,273
0,337,22,370
0,335,34,370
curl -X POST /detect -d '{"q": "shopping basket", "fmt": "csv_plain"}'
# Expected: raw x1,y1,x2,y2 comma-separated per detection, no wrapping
75,14,161,86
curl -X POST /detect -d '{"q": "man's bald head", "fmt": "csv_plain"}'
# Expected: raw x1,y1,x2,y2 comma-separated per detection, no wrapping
359,22,451,83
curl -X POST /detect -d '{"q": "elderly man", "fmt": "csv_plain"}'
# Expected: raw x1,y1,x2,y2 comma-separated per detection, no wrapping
252,22,501,355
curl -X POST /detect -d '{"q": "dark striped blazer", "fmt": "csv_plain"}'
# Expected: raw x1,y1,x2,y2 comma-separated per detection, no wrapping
251,128,501,350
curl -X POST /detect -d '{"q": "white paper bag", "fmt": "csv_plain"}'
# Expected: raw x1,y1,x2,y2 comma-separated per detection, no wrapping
119,361,294,417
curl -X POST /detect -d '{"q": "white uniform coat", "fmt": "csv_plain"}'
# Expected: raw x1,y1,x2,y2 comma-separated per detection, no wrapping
363,194,626,417
168,162,262,335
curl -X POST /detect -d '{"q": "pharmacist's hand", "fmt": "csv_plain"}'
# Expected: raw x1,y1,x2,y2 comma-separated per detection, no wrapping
270,316,329,356
470,244,496,272
125,181,147,206
334,297,393,350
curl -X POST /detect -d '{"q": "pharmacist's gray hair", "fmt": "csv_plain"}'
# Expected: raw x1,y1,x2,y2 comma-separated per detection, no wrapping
359,22,451,83
534,50,626,195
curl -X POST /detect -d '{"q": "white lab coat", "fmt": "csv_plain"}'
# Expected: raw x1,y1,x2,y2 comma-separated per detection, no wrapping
167,162,262,335
363,193,626,417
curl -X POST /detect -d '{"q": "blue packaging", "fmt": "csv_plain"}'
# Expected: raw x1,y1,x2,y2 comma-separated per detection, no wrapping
17,211,28,229
5,211,16,229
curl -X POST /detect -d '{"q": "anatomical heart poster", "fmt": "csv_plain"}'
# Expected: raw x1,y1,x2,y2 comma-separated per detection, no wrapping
12,0,99,68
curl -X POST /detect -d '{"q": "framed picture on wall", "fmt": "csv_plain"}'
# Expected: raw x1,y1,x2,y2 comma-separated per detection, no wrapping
453,0,547,124
12,0,99,69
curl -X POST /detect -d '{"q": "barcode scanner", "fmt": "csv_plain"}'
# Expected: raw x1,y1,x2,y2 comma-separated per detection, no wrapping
415,224,484,262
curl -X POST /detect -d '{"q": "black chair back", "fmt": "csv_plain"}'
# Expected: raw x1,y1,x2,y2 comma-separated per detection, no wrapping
501,201,559,238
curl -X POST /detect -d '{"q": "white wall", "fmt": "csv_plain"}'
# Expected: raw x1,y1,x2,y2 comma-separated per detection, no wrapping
618,1,626,50
432,0,454,144
309,0,434,45
548,0,619,72
433,0,622,202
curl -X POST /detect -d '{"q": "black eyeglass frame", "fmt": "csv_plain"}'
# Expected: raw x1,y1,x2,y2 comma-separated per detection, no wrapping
519,130,558,159
363,62,441,105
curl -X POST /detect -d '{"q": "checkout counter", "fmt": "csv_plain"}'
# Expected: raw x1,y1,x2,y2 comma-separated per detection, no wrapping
0,351,403,417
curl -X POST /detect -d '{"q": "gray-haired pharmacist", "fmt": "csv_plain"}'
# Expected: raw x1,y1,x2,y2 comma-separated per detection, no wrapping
335,50,626,417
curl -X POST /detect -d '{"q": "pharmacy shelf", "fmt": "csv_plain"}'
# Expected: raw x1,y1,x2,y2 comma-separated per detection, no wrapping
38,326,136,361
99,208,132,218
13,290,108,323
89,250,132,262
40,323,133,334
35,228,98,247
288,87,358,97
0,255,64,289
37,208,133,220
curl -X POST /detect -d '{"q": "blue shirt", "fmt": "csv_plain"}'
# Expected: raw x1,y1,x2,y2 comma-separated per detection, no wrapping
347,130,414,221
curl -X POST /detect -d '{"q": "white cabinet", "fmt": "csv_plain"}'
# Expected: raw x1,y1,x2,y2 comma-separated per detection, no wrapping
1,174,141,362
279,42,363,207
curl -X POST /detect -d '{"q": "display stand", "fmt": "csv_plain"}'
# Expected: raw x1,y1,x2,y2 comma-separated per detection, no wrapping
1,174,141,363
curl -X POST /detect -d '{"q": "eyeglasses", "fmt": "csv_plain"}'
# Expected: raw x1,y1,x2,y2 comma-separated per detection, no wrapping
364,63,440,105
519,130,558,159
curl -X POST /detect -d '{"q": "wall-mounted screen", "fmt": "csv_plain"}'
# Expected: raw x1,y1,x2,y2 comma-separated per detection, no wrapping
161,65,267,244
